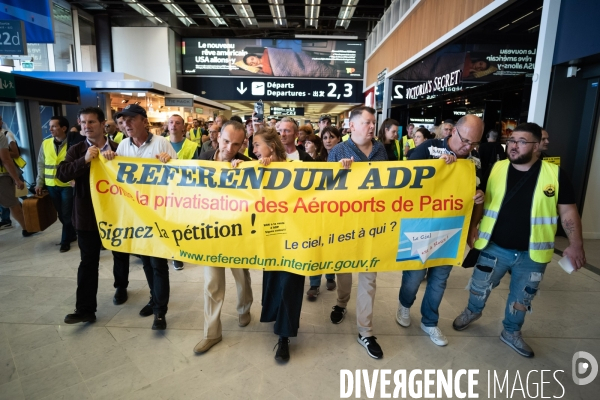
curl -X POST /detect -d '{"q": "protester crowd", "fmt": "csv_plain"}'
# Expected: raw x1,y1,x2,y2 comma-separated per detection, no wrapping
0,105,586,363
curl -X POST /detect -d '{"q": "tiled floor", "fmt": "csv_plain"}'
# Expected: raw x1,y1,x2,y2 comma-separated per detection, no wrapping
1,222,599,399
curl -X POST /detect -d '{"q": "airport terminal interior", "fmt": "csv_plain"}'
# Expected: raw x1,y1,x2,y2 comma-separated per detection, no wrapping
1,0,600,399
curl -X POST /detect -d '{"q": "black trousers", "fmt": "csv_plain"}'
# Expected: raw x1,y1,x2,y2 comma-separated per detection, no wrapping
260,271,305,337
140,256,170,315
112,251,130,289
75,229,102,313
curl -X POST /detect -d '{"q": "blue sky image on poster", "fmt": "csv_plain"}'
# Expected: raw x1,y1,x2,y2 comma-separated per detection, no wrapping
0,0,54,43
396,217,465,263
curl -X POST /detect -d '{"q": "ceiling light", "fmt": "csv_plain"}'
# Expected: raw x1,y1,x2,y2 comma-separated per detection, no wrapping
336,0,359,29
512,11,533,24
268,0,287,27
498,23,510,30
123,0,165,25
195,0,228,27
159,0,197,27
528,24,540,30
229,0,258,27
305,0,321,28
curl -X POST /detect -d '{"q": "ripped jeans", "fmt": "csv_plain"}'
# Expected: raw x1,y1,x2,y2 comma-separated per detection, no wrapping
467,242,547,334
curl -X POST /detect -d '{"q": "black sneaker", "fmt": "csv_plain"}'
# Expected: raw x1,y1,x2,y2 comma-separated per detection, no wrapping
152,314,167,330
64,310,96,324
60,243,70,253
113,287,128,305
0,221,12,230
330,305,346,324
357,334,383,359
22,230,33,237
274,337,290,362
139,298,154,317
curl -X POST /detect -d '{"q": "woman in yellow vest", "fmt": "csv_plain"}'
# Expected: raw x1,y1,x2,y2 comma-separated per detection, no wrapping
452,123,586,358
34,116,76,252
377,118,403,160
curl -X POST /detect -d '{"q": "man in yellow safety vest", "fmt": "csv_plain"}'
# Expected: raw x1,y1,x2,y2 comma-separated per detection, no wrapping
104,120,123,143
452,122,586,358
168,113,198,270
35,116,77,252
187,118,207,145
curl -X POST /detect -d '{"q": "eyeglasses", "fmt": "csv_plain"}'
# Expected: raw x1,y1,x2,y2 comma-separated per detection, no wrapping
104,125,111,128
506,138,539,147
454,127,480,147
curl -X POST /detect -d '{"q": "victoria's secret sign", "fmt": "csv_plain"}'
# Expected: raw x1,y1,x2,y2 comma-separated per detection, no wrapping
406,69,461,100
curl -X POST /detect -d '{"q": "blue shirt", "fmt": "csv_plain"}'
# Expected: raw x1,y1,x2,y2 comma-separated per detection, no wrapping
327,138,387,162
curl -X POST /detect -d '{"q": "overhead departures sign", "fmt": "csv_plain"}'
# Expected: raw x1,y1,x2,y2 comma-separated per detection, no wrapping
182,38,365,79
90,158,476,275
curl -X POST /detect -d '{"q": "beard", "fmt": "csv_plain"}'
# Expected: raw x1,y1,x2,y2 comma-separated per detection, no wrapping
509,149,533,164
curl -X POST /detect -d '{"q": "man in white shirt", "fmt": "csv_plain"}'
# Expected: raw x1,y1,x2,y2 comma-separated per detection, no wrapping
102,104,177,330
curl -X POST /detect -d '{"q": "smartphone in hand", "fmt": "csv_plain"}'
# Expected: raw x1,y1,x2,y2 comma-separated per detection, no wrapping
254,100,264,122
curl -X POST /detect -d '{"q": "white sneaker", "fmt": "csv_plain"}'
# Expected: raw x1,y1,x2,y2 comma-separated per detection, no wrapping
396,305,411,327
421,323,448,346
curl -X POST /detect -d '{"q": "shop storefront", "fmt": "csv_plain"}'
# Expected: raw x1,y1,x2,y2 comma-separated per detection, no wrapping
387,0,543,140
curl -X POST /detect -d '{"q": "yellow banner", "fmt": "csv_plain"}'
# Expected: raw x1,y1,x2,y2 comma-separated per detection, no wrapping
90,158,475,275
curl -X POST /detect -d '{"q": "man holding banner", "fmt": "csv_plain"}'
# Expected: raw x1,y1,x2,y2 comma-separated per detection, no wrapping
57,107,119,324
397,115,485,347
327,106,388,359
193,120,254,354
102,104,177,330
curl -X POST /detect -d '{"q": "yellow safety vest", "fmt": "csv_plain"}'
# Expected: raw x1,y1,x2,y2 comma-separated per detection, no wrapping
189,128,202,145
475,159,560,263
42,138,70,187
109,131,124,144
171,138,197,160
402,136,415,149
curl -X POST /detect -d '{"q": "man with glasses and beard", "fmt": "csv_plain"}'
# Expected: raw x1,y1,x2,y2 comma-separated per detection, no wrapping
396,115,485,348
452,122,585,358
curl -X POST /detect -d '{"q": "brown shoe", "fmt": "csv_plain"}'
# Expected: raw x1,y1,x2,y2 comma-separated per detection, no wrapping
239,312,251,327
194,337,222,354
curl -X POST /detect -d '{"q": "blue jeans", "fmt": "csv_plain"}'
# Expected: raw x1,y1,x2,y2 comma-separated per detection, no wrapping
466,242,546,333
0,206,10,223
309,274,335,287
399,265,453,327
46,186,75,245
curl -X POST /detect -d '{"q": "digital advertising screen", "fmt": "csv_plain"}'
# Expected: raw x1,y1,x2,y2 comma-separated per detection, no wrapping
182,38,365,79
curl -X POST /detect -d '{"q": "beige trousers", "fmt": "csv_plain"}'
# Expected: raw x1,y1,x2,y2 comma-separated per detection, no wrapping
204,266,253,339
336,272,377,337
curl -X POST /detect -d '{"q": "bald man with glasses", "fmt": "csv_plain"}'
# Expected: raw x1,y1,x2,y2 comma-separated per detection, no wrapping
396,115,485,347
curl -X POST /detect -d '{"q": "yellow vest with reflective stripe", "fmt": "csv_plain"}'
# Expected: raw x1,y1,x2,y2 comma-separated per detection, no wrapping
189,128,202,145
475,159,559,263
402,136,415,149
171,138,197,160
110,131,124,144
42,138,70,187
